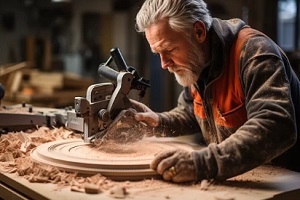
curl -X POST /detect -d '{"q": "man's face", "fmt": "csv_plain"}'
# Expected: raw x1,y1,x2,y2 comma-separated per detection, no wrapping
145,19,205,86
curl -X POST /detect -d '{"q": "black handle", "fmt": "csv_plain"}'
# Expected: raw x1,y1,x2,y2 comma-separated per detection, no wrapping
110,48,128,71
98,64,119,82
97,47,150,99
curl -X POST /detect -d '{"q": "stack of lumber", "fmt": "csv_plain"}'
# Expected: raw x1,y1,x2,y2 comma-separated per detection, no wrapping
0,62,94,108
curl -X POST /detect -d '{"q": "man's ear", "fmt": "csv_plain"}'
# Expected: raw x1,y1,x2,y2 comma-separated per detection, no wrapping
193,21,206,43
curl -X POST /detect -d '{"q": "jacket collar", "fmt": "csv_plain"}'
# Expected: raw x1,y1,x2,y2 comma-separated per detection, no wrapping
197,18,247,85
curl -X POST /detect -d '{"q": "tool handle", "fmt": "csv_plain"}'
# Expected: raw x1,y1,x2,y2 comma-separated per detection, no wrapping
98,48,150,99
98,64,119,81
110,48,128,71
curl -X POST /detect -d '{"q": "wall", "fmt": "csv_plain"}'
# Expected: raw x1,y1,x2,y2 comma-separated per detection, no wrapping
0,0,282,111
207,0,244,19
0,0,142,76
0,0,28,65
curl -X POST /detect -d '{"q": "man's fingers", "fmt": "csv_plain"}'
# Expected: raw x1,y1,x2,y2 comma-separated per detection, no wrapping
172,162,196,183
151,149,197,183
134,113,152,122
134,113,159,127
156,155,179,174
130,99,147,112
162,168,174,181
150,150,177,171
162,160,196,183
134,113,144,121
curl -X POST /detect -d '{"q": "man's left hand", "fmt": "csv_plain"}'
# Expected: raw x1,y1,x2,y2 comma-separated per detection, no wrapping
150,149,196,183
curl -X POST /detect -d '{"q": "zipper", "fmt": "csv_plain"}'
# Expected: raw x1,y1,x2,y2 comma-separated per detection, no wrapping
204,90,218,143
194,83,218,143
217,107,226,122
201,58,228,144
194,25,231,143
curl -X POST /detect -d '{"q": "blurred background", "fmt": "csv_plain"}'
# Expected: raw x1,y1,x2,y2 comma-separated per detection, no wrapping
0,0,299,111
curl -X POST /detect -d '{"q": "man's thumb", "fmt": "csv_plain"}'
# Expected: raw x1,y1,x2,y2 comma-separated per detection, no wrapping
134,113,144,121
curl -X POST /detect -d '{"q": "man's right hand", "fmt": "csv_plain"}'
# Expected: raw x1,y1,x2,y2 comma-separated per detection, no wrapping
130,99,160,127
150,149,196,183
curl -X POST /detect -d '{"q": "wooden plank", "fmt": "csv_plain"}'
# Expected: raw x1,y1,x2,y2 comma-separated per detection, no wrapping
0,172,47,200
0,181,29,200
9,71,23,94
29,71,64,94
64,73,93,89
1,165,300,200
0,62,28,77
0,172,109,200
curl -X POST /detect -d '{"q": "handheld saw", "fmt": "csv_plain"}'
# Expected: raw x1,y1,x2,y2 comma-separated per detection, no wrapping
67,48,150,143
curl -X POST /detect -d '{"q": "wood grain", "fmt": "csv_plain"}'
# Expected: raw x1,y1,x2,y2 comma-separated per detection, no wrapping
30,138,197,181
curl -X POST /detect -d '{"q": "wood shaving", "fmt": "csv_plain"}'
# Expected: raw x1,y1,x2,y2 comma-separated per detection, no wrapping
0,126,179,196
0,127,119,194
84,183,102,194
4,153,14,162
0,126,290,198
200,179,211,191
110,186,128,199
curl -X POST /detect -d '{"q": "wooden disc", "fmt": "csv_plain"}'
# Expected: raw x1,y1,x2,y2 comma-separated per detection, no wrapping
30,139,196,180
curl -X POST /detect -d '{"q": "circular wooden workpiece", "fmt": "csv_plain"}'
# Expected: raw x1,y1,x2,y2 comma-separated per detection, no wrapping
30,139,196,181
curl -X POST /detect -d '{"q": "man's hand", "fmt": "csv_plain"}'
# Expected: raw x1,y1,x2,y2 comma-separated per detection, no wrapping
130,99,160,127
150,149,196,183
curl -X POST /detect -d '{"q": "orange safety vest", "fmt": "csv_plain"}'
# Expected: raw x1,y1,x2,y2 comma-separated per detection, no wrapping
191,28,264,129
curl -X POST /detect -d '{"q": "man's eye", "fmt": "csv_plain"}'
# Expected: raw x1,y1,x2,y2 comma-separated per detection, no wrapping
168,48,176,53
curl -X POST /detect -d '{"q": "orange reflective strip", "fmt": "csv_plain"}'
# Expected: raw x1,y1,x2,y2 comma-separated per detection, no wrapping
191,27,262,128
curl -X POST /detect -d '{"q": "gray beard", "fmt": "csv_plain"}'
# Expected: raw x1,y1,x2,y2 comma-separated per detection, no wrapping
174,38,205,87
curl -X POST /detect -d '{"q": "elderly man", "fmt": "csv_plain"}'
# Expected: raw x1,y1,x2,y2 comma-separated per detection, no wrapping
133,0,300,183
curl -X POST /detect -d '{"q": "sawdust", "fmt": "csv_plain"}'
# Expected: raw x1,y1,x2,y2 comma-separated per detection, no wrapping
0,126,178,197
94,139,153,155
92,139,171,157
94,111,156,145
0,127,77,158
0,127,118,193
0,126,291,199
104,123,146,142
0,125,197,198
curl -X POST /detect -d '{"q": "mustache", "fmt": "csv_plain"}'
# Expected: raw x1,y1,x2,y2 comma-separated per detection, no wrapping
168,64,198,75
167,65,179,73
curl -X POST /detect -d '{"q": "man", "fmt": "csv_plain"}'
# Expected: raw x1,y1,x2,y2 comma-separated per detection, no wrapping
134,0,300,183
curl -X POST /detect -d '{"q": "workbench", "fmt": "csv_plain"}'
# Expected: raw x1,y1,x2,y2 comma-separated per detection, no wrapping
1,165,300,200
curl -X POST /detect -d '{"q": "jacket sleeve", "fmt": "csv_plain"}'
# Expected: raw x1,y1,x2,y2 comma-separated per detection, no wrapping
155,87,201,137
193,35,297,181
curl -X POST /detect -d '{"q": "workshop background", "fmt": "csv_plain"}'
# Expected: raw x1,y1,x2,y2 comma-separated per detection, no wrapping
0,0,299,111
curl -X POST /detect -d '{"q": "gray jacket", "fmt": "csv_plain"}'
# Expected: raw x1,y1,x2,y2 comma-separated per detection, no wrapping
158,18,300,181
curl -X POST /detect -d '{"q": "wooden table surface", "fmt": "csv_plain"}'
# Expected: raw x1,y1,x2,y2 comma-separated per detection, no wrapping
1,164,300,200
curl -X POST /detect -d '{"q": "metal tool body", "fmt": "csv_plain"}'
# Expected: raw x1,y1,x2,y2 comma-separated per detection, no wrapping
0,103,68,132
70,48,150,143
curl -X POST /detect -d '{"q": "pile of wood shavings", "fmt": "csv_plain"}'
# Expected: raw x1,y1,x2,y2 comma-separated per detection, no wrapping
1,126,287,199
0,127,121,195
0,125,215,197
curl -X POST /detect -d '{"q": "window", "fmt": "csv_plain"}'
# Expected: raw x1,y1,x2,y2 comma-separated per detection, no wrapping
278,0,299,51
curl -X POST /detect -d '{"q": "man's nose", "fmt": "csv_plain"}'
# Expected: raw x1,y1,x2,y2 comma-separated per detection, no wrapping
160,54,173,69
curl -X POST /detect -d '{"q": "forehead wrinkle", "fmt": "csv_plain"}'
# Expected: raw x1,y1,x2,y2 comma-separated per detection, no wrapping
151,39,175,54
146,19,176,54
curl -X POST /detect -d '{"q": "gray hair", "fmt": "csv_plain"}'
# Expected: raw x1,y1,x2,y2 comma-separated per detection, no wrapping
135,0,213,33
